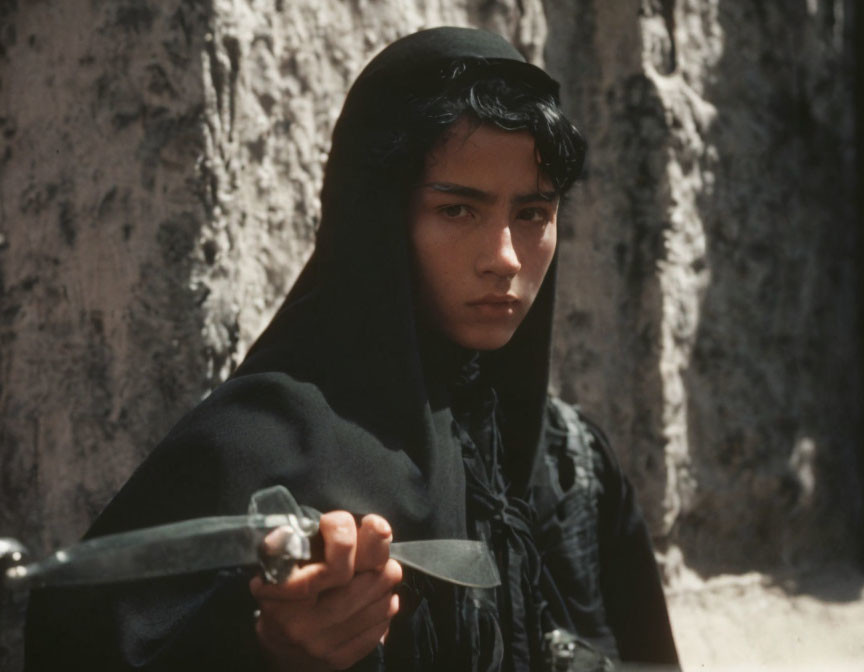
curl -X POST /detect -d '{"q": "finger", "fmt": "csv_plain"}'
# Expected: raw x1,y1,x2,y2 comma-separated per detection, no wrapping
311,510,357,590
249,555,399,604
318,595,399,670
250,511,358,601
258,584,398,663
276,560,401,643
381,557,403,589
321,590,400,648
354,514,392,573
302,588,396,650
314,558,402,625
250,570,315,603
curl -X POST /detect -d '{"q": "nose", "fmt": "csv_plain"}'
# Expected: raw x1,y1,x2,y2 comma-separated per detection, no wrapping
477,223,521,278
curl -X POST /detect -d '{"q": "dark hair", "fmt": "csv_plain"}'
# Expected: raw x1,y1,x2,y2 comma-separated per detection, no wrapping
368,57,587,195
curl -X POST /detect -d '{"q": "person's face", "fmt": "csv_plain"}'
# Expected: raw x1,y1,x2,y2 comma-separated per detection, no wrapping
409,119,559,351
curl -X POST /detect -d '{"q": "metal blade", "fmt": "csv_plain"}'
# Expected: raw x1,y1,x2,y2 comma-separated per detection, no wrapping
5,513,293,589
4,515,500,589
390,539,501,588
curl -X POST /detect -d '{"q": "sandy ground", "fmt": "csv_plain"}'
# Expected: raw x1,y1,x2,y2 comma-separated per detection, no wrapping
665,565,864,672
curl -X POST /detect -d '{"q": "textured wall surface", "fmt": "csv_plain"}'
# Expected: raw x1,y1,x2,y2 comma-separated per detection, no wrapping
545,0,861,576
0,0,860,668
0,5,214,664
1,0,212,561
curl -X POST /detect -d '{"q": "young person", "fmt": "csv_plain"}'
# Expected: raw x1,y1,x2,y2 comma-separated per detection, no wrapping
25,27,679,671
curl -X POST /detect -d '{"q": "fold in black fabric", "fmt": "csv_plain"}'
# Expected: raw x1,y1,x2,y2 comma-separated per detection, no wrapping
451,353,548,670
24,27,679,671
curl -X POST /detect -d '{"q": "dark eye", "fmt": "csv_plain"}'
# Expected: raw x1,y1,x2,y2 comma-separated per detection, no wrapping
439,204,472,219
516,207,549,224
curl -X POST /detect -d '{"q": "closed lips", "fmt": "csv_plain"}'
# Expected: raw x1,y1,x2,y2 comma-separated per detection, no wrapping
468,295,518,305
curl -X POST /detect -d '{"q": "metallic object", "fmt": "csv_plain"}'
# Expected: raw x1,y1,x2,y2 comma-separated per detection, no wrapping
4,513,301,589
2,486,500,590
0,538,29,574
543,629,616,672
389,538,499,587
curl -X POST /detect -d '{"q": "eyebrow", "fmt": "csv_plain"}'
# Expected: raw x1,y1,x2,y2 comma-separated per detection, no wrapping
421,182,558,205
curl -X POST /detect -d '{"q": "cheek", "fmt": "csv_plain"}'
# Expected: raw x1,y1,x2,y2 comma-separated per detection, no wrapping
523,225,557,290
541,225,557,270
410,220,455,308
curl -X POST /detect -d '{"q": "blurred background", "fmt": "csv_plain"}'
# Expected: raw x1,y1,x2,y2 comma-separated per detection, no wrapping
1,1,861,670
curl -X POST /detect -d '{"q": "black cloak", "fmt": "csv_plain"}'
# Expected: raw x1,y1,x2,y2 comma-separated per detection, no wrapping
24,27,679,671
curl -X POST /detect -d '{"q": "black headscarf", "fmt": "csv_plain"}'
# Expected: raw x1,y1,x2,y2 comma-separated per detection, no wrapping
25,27,590,670
230,26,571,537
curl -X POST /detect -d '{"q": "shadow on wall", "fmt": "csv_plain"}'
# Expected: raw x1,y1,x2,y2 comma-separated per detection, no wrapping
678,0,863,590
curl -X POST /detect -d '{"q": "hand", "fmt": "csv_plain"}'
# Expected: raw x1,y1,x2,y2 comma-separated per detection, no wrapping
249,512,402,671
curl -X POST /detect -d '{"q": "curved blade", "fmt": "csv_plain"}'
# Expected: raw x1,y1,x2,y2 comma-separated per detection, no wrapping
391,539,500,588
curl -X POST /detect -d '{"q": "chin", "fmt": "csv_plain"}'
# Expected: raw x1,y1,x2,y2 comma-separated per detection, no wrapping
448,326,516,351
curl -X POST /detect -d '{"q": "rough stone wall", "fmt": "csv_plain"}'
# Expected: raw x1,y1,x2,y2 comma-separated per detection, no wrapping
0,0,860,668
0,0,213,562
671,0,861,574
0,5,215,666
546,0,861,576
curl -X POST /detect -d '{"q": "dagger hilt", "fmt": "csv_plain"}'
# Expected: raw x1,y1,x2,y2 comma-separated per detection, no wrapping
248,486,319,585
257,513,318,584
